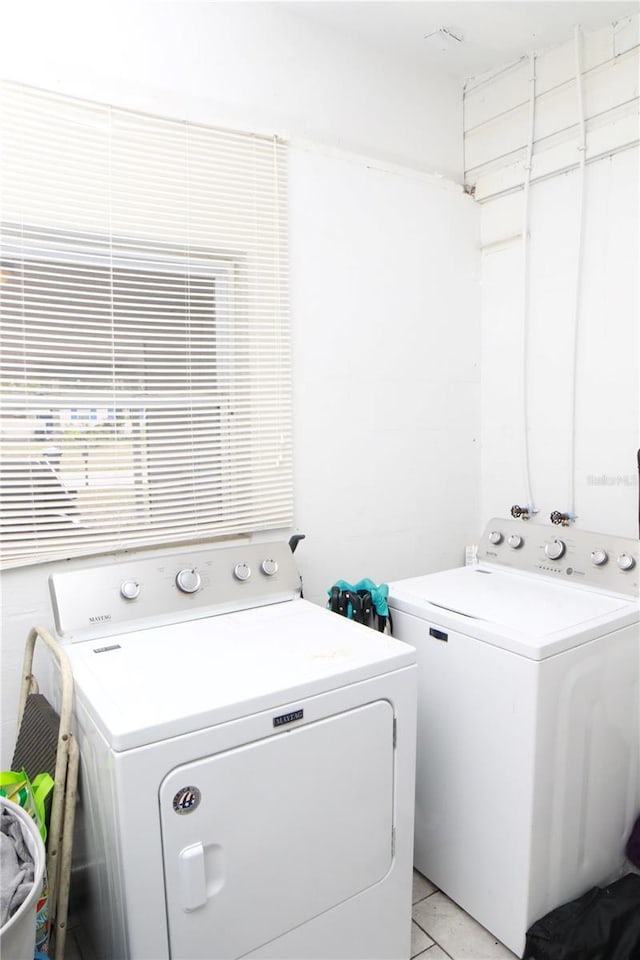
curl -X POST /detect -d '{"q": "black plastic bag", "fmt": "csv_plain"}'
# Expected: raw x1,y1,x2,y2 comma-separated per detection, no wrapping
523,874,640,960
627,814,640,869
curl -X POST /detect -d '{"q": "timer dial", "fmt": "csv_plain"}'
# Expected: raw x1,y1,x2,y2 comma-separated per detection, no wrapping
176,568,201,594
544,539,566,561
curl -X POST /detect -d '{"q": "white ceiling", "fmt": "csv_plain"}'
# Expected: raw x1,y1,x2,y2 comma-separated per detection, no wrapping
280,1,639,80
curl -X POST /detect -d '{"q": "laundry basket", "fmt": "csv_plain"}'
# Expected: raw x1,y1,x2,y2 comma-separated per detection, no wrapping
0,796,46,960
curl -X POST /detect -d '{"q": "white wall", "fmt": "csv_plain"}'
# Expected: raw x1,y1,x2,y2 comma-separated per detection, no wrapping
0,3,479,766
479,152,639,535
465,16,639,198
289,147,480,605
0,0,462,180
468,17,639,537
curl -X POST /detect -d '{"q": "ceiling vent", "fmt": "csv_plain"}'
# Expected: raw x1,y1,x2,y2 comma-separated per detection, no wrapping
423,27,464,50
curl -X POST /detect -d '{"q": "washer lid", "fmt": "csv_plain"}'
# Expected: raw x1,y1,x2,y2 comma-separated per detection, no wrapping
62,599,415,750
388,565,639,659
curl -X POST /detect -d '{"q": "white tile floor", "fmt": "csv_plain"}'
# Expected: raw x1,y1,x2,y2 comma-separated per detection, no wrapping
411,870,519,960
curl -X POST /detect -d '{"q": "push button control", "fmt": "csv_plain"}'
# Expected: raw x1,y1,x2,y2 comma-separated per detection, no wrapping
120,580,140,600
234,562,252,582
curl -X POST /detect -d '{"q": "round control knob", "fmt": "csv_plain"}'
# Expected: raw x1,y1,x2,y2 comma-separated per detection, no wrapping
508,534,524,549
591,549,608,566
120,580,140,600
176,568,201,594
617,553,635,572
261,558,279,576
233,562,252,582
544,538,566,561
488,531,503,545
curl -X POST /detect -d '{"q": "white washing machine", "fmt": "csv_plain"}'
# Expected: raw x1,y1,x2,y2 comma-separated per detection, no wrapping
45,540,417,960
388,517,640,957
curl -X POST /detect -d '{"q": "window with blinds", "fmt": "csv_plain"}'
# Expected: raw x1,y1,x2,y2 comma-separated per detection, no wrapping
0,81,292,568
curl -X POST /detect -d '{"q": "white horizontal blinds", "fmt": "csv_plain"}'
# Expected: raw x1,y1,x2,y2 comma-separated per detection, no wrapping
0,81,292,567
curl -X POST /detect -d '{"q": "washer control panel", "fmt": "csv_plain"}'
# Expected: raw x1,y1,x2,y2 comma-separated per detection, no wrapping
50,540,302,643
479,517,639,596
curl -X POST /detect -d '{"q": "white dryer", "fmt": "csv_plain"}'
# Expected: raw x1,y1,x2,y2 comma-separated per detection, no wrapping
46,540,417,960
388,518,640,957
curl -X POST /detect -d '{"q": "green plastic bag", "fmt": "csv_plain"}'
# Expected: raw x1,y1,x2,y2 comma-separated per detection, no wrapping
0,768,54,841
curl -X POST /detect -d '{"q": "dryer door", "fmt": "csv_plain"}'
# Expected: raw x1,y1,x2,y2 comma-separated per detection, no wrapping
159,699,395,959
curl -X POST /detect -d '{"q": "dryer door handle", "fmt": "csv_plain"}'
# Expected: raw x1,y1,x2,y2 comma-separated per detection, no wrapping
178,842,207,912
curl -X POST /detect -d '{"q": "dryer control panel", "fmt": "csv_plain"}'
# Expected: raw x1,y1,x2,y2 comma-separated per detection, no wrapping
478,517,640,597
50,540,302,643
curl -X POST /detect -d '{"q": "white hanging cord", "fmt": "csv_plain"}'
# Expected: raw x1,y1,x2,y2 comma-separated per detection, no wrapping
521,51,537,515
569,25,587,519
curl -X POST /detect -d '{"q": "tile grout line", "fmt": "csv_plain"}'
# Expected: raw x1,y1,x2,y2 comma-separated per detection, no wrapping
413,888,440,906
414,942,455,960
418,933,455,960
412,888,454,960
432,939,454,959
413,877,461,960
